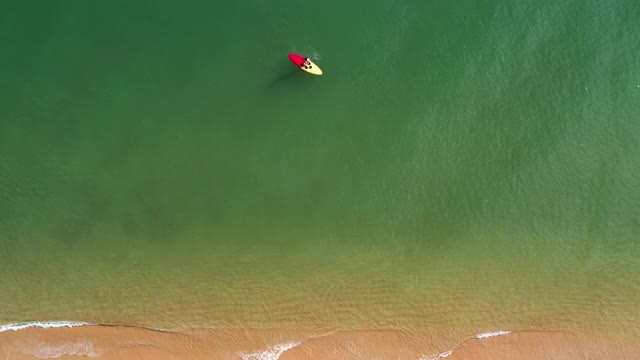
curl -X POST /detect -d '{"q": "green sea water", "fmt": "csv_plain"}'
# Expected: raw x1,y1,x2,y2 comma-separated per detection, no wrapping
1,0,639,337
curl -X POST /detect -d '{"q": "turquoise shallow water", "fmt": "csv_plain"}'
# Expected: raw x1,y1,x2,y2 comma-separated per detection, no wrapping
1,0,640,336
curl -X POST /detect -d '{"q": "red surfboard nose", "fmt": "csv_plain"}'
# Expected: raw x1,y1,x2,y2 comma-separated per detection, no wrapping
288,53,306,67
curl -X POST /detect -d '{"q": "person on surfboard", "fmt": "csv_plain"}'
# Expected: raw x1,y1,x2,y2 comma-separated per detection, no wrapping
288,54,322,74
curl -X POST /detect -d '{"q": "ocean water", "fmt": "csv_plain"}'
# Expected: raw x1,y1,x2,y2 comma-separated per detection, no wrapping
1,0,639,338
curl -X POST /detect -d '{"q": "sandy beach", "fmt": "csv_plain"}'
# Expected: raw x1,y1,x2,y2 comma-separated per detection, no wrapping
1,323,638,359
2,1,640,360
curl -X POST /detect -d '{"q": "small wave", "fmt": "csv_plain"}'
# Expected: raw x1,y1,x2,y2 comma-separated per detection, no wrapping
0,321,91,333
419,350,453,360
474,330,512,339
240,341,301,360
420,330,512,359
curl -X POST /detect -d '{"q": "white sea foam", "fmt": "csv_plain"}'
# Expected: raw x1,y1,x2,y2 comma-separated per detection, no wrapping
474,330,512,339
240,341,301,360
419,331,512,359
419,350,453,360
0,321,90,333
27,341,100,359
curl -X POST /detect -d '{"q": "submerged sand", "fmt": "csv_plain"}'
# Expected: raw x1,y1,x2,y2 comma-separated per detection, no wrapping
1,323,638,359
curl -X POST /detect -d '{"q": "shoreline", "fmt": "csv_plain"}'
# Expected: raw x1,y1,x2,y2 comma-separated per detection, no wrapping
1,322,638,359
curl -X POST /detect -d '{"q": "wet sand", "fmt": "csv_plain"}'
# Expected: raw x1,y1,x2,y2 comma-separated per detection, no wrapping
1,324,638,359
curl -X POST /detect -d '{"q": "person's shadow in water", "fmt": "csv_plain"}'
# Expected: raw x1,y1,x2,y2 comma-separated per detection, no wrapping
264,60,311,94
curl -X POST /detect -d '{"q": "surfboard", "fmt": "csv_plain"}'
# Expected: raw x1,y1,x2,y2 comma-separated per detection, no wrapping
288,54,323,75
